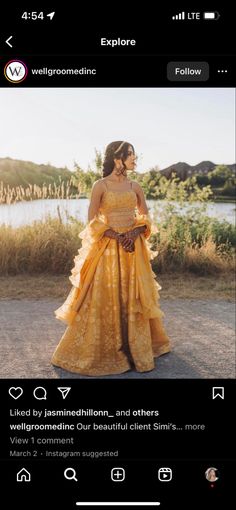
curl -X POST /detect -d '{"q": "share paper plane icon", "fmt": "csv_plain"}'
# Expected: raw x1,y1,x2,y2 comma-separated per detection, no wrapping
57,387,71,399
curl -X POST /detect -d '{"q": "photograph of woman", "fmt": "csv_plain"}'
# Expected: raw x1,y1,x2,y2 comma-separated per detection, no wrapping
205,468,219,482
51,141,171,376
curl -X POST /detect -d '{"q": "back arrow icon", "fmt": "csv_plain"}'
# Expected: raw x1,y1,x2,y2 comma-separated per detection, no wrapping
6,36,13,48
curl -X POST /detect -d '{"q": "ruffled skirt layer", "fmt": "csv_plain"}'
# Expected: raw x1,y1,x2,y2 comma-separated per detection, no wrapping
51,217,170,376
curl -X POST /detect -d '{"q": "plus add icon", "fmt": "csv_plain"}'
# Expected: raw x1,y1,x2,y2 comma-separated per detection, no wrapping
111,467,125,482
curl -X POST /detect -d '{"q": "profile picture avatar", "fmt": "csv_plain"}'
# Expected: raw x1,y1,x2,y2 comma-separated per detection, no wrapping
4,60,28,83
205,467,219,482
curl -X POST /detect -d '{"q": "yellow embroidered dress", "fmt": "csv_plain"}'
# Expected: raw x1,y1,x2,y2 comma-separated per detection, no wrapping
51,184,170,376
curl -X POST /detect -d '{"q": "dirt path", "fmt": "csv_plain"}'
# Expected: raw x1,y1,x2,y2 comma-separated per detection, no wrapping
0,299,235,379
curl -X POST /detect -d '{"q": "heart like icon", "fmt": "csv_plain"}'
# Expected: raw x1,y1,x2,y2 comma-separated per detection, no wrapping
8,387,23,400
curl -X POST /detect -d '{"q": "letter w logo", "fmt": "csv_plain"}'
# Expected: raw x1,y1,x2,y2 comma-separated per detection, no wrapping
4,60,28,83
8,65,22,76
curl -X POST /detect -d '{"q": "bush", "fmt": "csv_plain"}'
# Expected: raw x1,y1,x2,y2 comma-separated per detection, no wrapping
151,207,235,275
0,217,84,275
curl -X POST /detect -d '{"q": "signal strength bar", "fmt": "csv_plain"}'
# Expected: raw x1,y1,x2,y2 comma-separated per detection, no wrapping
172,12,185,20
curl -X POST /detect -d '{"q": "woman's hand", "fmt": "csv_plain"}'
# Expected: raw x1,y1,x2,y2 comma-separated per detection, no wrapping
103,229,120,240
119,235,135,252
117,225,147,252
103,229,135,252
123,225,147,242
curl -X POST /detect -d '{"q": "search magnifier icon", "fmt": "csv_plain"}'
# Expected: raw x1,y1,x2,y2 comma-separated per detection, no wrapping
64,468,78,482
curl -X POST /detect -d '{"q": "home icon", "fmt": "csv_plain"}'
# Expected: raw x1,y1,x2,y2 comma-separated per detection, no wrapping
16,468,31,482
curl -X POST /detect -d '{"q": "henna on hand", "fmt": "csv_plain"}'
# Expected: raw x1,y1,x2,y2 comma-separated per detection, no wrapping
120,237,135,252
103,229,136,252
103,229,120,240
123,225,147,242
115,233,133,252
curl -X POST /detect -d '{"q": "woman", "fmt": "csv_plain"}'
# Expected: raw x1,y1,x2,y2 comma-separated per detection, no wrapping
205,468,218,482
51,141,170,376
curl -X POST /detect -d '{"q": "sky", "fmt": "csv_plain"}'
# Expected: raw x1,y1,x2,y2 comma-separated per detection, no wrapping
0,88,235,172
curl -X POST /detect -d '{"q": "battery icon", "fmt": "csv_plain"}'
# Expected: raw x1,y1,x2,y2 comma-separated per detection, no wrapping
203,11,220,20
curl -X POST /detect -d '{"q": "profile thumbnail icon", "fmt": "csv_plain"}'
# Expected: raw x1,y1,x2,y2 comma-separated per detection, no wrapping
205,467,219,482
4,60,28,83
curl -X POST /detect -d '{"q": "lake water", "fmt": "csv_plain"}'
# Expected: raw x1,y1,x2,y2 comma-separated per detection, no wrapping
0,198,235,227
